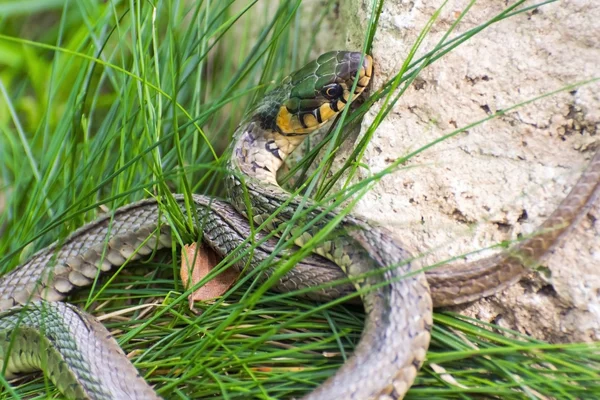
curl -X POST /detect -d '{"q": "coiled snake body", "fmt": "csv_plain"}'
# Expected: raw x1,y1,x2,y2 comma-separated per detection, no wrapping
0,51,599,399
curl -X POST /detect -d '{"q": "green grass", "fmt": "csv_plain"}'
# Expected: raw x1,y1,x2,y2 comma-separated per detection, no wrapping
1,0,599,399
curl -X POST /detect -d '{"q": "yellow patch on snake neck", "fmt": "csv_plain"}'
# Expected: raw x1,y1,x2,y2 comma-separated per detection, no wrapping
318,103,336,122
302,113,318,129
276,106,325,134
275,106,294,133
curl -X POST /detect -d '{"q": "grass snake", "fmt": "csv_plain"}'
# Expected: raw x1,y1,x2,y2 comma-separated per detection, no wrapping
1,51,599,399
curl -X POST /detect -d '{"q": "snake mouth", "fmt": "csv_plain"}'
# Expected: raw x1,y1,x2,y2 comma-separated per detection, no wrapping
275,51,373,135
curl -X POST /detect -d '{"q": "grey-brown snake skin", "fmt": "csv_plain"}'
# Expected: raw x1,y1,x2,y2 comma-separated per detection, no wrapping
0,51,599,399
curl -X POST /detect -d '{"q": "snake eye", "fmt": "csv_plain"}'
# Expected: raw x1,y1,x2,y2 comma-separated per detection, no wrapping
321,83,343,100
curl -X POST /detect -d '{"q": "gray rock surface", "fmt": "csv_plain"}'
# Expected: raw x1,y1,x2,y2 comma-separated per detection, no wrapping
328,0,599,342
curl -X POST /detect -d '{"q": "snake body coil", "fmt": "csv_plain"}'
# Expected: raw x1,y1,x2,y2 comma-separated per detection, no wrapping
0,51,599,399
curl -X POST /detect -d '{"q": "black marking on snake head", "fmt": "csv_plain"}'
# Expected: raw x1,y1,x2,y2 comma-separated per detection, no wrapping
331,101,339,112
315,108,323,124
265,140,282,160
299,113,309,129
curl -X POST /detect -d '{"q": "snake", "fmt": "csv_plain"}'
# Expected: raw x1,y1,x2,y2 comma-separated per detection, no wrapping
0,50,599,400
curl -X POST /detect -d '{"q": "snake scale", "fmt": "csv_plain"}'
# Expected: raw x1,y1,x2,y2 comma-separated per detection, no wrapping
0,51,599,399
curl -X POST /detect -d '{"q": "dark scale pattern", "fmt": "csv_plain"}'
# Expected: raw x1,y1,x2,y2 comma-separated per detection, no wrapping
0,200,169,311
0,302,159,398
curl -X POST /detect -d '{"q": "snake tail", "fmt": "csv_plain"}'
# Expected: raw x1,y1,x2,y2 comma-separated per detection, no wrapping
427,148,600,306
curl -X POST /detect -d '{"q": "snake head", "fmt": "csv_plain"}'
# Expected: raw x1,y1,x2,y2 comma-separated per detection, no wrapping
275,51,373,135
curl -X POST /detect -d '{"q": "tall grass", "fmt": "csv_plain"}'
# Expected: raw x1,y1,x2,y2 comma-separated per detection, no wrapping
1,0,598,398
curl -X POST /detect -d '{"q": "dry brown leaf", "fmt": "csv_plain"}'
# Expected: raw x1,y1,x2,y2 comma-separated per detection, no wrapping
180,243,238,308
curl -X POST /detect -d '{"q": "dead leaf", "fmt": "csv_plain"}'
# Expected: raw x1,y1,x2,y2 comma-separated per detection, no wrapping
180,243,237,308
